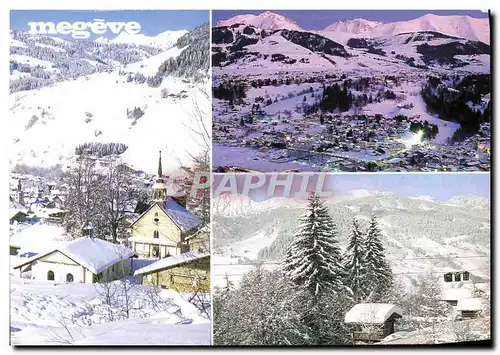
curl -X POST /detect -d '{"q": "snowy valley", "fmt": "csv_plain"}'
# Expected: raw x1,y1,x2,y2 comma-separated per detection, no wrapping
212,12,491,172
212,190,490,289
10,22,210,174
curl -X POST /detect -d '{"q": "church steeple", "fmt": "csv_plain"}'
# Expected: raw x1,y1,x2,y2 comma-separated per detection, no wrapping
152,150,167,204
158,150,163,177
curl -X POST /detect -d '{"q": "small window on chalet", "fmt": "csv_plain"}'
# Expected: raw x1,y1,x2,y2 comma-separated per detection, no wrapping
463,271,470,281
155,212,158,217
444,273,453,282
47,270,55,281
454,272,462,282
154,230,159,239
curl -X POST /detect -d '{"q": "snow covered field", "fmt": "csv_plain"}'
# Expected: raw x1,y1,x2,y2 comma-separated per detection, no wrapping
10,276,211,345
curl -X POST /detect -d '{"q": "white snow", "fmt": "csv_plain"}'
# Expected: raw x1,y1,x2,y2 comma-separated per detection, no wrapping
9,70,210,174
13,237,135,274
96,30,187,50
456,297,485,311
321,14,490,44
441,287,473,301
216,11,301,31
345,303,404,324
126,45,186,76
134,251,209,275
10,223,70,254
9,277,210,345
10,54,57,71
162,197,202,232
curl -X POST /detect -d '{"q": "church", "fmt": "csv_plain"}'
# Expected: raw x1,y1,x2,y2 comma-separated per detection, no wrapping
128,152,203,259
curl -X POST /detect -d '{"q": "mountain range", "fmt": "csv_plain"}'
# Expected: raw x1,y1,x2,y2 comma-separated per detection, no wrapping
216,12,490,44
212,12,490,73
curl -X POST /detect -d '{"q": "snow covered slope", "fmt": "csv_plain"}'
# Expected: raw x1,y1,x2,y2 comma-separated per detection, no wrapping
216,11,301,31
9,24,210,174
324,19,383,34
9,72,210,173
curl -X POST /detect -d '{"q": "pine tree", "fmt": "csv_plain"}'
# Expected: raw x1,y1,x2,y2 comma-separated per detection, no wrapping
343,218,366,302
282,193,345,298
363,214,393,301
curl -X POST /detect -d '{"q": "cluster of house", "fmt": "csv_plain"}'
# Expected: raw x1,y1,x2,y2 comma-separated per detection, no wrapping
10,153,210,293
9,175,68,226
343,270,489,344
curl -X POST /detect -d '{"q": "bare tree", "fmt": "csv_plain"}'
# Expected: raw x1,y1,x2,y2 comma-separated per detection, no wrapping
94,280,119,322
182,86,211,151
64,155,106,238
102,160,139,243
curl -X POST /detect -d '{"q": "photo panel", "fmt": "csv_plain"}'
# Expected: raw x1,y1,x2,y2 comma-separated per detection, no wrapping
211,172,491,345
9,9,211,345
211,10,491,173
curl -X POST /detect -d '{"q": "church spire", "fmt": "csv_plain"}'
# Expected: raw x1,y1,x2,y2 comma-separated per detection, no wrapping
152,150,167,204
158,150,163,177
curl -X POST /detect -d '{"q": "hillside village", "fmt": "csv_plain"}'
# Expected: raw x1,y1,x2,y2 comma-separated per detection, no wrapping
10,150,211,344
211,12,491,172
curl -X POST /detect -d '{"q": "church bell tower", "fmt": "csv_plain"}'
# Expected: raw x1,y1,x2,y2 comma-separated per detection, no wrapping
152,151,167,204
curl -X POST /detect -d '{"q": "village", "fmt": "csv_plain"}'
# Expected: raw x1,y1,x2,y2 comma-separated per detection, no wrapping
9,152,211,345
212,64,491,173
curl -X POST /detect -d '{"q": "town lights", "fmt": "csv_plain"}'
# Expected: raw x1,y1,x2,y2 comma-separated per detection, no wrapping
400,130,424,148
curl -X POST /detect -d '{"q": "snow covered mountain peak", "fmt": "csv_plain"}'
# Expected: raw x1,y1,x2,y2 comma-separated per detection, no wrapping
447,194,489,206
323,18,382,33
95,30,187,50
372,13,490,43
320,13,489,43
216,11,302,31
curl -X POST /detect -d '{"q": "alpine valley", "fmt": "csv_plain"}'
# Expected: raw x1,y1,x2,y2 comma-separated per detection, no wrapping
212,12,491,172
9,22,210,174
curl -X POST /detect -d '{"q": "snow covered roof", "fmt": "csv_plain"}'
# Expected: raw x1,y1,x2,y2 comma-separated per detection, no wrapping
345,303,404,324
441,287,473,301
9,209,28,219
162,198,201,233
14,237,135,274
134,251,209,276
456,298,485,311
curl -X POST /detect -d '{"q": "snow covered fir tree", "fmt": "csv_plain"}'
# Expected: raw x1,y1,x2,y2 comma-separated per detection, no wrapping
213,192,491,345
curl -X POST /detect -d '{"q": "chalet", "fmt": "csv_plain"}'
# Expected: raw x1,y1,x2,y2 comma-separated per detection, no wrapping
345,303,404,344
128,152,201,259
12,236,135,284
10,209,28,224
134,251,210,292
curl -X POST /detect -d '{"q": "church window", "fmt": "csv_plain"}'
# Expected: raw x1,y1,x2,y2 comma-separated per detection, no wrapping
47,270,55,281
154,230,159,239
